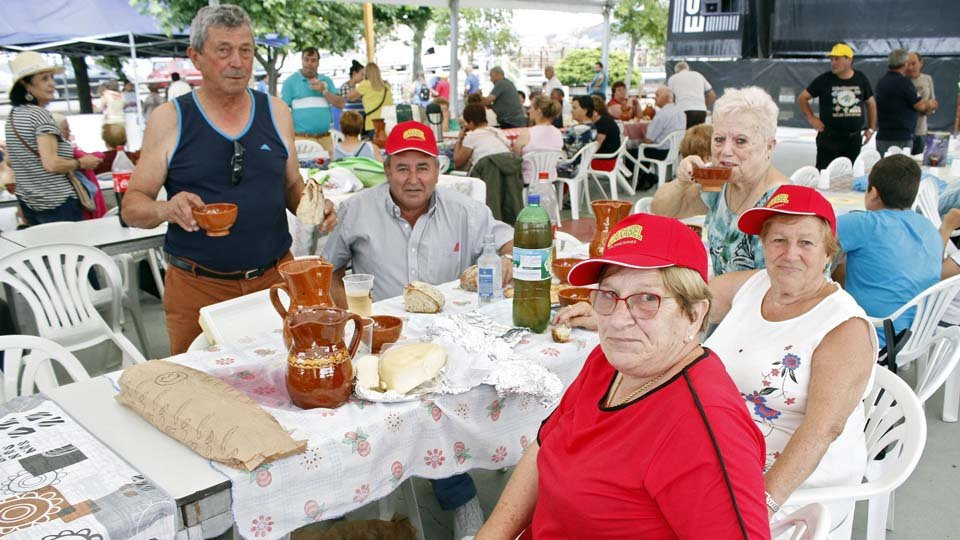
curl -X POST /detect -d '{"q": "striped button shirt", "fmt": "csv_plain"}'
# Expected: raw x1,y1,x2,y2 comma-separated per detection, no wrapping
4,105,75,211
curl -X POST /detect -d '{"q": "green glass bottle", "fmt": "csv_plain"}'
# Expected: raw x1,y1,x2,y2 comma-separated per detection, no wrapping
513,194,553,333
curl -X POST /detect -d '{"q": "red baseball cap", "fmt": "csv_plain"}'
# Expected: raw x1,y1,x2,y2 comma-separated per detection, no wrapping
568,213,708,285
738,185,837,235
384,121,439,157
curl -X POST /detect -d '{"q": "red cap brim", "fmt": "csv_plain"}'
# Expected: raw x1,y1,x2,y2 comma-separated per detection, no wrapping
567,255,676,286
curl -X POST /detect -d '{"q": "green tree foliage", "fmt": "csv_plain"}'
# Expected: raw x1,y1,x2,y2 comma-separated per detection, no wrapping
613,0,668,90
555,49,629,87
377,6,435,81
132,0,369,94
432,8,517,65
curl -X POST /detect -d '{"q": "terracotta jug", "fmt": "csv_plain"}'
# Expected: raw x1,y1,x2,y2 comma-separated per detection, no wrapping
372,118,388,149
286,307,362,409
270,258,335,348
619,102,634,122
589,200,633,258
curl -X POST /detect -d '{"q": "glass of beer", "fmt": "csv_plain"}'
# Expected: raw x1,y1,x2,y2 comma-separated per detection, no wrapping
343,274,375,317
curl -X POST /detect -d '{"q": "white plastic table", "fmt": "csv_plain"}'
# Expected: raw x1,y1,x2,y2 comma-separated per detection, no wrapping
0,216,166,256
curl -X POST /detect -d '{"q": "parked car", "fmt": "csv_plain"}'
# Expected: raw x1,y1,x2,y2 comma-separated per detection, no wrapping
147,58,202,87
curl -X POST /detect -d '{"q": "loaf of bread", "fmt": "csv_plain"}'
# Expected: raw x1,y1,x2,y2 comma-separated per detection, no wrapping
551,324,572,343
403,281,445,313
459,265,478,292
379,342,447,394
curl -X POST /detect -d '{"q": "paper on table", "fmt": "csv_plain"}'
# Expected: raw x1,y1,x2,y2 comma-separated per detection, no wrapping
115,360,307,471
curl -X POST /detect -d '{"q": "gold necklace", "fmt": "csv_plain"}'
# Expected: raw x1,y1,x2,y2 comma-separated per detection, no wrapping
607,372,664,407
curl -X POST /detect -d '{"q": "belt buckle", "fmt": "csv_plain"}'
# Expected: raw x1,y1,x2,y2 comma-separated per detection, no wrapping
243,268,260,280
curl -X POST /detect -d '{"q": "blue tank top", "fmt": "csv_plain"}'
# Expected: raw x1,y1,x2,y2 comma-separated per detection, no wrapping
165,89,291,272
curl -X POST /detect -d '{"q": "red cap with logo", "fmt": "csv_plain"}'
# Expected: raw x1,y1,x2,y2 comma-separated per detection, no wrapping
384,120,439,157
737,184,837,235
567,213,709,285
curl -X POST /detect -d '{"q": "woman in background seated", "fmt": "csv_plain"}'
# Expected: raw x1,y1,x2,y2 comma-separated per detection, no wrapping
93,123,140,175
515,96,564,184
707,185,876,538
680,123,714,162
454,103,511,172
589,94,621,172
479,213,771,540
333,110,381,162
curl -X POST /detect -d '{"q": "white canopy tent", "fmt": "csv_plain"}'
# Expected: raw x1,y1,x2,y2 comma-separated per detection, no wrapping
342,0,617,114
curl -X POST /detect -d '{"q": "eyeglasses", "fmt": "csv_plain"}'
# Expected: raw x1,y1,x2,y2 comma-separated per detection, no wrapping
589,289,672,320
230,140,245,186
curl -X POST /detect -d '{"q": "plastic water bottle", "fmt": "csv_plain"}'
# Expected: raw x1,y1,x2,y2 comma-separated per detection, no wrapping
527,171,559,257
477,234,502,305
111,146,134,228
513,194,552,333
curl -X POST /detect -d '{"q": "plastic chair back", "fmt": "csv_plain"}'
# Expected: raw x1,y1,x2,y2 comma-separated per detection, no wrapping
870,275,960,368
330,129,345,145
913,326,960,406
0,335,90,402
770,503,831,540
826,157,853,180
790,166,821,187
295,139,325,159
856,149,882,175
884,146,902,157
633,196,653,214
912,177,941,229
522,150,565,185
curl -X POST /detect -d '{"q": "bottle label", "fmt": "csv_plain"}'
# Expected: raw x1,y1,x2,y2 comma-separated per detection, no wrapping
112,171,132,194
478,267,495,298
513,247,552,281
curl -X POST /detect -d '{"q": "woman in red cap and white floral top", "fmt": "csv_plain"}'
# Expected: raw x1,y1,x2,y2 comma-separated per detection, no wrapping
707,185,877,539
478,213,771,540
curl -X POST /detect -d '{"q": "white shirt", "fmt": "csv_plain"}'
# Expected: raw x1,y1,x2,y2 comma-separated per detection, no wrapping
167,80,192,102
462,127,511,170
543,76,563,95
668,70,713,112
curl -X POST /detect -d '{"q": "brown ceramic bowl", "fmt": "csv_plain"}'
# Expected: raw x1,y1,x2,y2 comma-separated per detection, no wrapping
371,315,403,354
692,166,733,192
4,183,14,195
192,203,238,237
686,224,704,237
552,258,585,285
558,287,593,307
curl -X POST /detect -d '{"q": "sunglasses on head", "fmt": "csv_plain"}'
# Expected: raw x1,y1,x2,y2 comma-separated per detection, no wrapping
230,140,245,186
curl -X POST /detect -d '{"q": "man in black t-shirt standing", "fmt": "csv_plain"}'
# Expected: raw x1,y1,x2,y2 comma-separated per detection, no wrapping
875,49,939,156
798,43,877,169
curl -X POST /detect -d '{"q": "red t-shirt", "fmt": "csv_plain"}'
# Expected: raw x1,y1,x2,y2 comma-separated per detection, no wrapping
435,79,451,101
532,347,771,540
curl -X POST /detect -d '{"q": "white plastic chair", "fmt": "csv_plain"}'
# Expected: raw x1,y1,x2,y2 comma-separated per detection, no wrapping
826,157,853,181
437,155,451,174
913,326,960,422
855,149,882,175
0,243,147,367
633,196,653,214
555,230,587,257
329,129,345,145
587,138,635,200
911,177,941,229
884,145,902,157
632,129,685,190
0,335,90,402
788,368,926,540
790,166,821,187
522,151,565,223
770,503,831,540
295,139,325,160
555,142,599,221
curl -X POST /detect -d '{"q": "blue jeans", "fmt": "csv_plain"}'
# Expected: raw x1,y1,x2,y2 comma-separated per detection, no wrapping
430,473,476,511
20,197,83,226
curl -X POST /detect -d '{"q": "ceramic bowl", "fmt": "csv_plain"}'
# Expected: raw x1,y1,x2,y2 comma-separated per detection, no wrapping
371,315,403,354
692,166,733,192
192,203,238,237
558,287,593,307
552,258,585,285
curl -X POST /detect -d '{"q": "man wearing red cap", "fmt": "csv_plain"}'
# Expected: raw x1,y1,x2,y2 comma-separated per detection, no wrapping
322,120,513,537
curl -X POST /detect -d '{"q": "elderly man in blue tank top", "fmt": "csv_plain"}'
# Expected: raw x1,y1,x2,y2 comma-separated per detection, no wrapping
122,4,336,354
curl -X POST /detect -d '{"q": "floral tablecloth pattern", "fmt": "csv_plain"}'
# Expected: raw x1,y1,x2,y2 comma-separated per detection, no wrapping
0,395,176,540
165,281,598,540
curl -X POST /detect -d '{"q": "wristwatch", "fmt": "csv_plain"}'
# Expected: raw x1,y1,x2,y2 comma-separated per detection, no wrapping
765,492,781,514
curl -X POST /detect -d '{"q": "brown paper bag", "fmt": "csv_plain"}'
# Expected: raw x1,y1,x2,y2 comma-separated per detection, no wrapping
115,360,307,471
296,180,326,225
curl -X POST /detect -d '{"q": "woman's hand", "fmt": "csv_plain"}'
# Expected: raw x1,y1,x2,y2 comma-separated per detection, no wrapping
553,302,598,331
78,154,102,170
676,155,707,184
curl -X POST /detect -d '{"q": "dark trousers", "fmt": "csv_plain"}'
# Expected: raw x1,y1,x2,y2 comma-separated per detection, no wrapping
912,135,926,155
685,110,707,129
498,120,522,129
430,474,477,510
815,130,862,169
20,197,83,226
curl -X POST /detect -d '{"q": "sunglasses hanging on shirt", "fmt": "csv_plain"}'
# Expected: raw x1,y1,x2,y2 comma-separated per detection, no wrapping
231,140,245,186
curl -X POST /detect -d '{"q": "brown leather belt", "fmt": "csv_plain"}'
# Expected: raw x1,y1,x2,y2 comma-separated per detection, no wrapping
295,132,332,138
166,253,279,280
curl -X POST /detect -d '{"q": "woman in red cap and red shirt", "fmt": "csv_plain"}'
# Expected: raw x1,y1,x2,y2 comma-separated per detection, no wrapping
478,213,771,539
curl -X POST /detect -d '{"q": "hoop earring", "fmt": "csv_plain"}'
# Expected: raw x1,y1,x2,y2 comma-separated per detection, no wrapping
25,92,34,102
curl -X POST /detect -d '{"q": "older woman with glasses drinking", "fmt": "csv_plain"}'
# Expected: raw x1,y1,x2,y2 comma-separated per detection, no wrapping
478,213,771,540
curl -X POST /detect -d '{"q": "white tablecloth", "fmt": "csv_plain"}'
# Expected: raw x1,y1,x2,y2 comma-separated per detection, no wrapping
161,280,597,539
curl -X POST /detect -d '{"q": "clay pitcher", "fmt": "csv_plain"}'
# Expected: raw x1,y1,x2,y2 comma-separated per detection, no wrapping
270,257,335,348
286,307,362,409
589,200,633,258
372,118,388,148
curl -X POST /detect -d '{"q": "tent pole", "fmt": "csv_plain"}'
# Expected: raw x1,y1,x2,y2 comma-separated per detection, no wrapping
449,0,459,117
60,55,73,113
601,2,611,95
128,32,144,140
363,3,375,63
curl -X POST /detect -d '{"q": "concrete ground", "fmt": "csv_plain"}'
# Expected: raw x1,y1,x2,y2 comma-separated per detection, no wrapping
45,126,959,539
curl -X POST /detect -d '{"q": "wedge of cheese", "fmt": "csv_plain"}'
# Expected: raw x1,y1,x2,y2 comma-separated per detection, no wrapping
379,343,447,395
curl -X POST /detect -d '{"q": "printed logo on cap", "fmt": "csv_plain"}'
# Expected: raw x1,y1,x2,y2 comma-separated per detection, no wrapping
767,193,790,208
403,128,426,141
607,224,643,247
